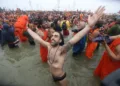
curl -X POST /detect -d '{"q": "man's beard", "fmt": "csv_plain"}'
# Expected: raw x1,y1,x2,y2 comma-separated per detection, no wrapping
51,40,59,47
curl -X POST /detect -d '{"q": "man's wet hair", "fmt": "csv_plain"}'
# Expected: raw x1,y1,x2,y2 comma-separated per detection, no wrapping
31,17,43,28
56,31,64,46
52,19,62,31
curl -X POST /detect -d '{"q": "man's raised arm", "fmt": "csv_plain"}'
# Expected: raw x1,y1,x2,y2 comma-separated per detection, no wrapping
27,28,50,48
110,35,120,40
35,27,44,37
62,6,105,52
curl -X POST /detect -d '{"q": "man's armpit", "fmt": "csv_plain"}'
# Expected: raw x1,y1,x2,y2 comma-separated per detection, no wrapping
62,42,72,53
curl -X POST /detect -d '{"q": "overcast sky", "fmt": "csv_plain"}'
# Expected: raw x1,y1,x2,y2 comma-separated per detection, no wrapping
0,0,120,13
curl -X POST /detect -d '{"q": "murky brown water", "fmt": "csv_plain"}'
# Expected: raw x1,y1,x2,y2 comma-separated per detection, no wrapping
0,32,104,86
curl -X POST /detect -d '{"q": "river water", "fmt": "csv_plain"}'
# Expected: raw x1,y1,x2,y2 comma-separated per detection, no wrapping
0,32,104,86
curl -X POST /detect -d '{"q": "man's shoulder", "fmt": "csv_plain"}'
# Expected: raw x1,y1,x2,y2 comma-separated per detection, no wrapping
116,44,120,51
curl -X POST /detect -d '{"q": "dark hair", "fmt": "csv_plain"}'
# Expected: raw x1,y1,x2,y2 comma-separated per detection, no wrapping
33,18,43,28
71,16,76,24
56,31,64,46
54,19,59,25
64,16,67,20
51,22,55,29
95,21,103,28
107,25,120,36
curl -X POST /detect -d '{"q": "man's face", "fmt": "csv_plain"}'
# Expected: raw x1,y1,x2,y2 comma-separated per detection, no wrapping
57,20,60,25
48,15,53,21
48,28,55,38
76,21,85,30
73,17,78,25
76,21,81,28
50,32,61,47
42,22,47,29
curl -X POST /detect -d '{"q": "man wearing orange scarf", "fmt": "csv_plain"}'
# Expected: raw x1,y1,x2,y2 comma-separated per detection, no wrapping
36,22,55,62
85,28,99,59
94,25,120,80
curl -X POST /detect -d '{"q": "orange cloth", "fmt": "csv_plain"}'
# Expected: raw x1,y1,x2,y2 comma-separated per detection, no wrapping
94,38,120,80
40,29,50,62
85,29,99,59
85,42,98,59
14,15,28,30
14,15,28,42
80,13,83,21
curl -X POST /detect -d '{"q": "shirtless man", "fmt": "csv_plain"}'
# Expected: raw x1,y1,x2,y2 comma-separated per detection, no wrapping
27,7,105,86
36,23,56,62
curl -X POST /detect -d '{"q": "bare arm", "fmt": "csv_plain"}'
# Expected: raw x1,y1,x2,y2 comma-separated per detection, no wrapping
62,6,105,53
104,42,120,61
61,25,90,53
27,28,50,48
110,35,120,40
69,24,90,45
69,6,105,45
35,27,44,37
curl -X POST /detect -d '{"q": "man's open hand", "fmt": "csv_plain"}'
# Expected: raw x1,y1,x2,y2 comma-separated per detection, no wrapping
88,6,105,27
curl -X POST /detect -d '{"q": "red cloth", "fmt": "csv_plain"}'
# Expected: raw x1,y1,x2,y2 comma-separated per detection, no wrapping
40,29,50,62
94,38,120,80
85,29,99,59
0,25,2,30
63,29,69,36
85,42,98,59
14,15,28,42
14,15,28,30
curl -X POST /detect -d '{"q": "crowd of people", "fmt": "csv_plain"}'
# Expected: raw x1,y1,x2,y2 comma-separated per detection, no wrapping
0,7,120,86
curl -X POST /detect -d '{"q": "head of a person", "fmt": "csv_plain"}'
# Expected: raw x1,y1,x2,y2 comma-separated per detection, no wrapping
48,27,55,38
107,24,120,36
35,18,43,28
9,19,15,26
57,20,61,25
48,15,53,21
64,16,67,20
50,31,64,47
54,19,59,25
41,21,47,29
3,23,10,30
73,16,79,25
76,21,85,30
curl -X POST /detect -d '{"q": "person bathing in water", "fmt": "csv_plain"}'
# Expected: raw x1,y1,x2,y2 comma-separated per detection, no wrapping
27,6,105,86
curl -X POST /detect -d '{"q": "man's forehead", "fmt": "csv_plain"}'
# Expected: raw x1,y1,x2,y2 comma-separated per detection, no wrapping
50,28,55,31
53,32,60,36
